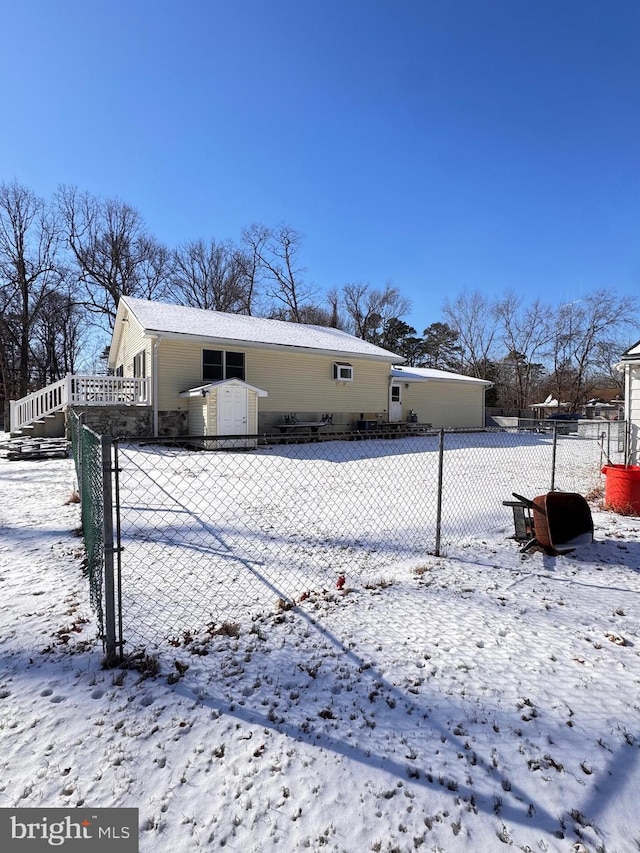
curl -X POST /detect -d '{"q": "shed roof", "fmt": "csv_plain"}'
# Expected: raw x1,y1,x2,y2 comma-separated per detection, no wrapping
115,297,403,361
179,378,268,398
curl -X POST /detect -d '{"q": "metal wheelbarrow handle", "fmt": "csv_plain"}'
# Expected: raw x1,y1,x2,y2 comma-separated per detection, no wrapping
511,493,547,515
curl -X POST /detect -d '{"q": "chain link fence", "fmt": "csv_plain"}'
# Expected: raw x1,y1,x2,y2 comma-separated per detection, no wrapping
70,411,106,637
107,421,623,654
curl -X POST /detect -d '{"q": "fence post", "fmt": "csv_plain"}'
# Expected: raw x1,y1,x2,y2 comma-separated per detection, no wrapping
550,421,558,491
76,412,85,502
101,434,119,666
112,439,124,658
435,428,445,557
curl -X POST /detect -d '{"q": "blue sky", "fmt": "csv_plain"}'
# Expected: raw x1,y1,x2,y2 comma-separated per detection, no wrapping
1,0,638,330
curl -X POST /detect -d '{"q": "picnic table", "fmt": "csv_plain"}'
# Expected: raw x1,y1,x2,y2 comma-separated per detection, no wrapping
276,421,329,435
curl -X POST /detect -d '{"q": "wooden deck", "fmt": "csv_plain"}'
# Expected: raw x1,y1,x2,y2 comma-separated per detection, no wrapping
1,436,70,461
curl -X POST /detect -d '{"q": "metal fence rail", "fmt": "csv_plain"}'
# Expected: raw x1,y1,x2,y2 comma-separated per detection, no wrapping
105,422,622,654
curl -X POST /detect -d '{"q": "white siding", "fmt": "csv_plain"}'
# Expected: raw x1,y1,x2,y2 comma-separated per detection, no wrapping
628,365,640,463
629,366,640,421
188,397,207,437
112,309,149,377
248,391,258,432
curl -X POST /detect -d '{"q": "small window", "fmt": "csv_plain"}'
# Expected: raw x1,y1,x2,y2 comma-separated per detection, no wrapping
115,365,124,377
391,385,401,403
133,350,146,378
333,362,353,381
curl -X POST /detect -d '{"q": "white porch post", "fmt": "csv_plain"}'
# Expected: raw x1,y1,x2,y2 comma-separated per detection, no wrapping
152,336,160,437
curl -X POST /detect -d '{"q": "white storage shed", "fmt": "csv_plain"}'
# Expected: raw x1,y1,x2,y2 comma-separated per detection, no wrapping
180,378,268,449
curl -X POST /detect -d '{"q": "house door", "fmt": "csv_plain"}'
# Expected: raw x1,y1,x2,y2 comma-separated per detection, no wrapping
217,385,248,444
390,384,402,422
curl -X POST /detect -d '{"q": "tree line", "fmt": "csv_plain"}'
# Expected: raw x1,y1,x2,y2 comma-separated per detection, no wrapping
1,179,636,426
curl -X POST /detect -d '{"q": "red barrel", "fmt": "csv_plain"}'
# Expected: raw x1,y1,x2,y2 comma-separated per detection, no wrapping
602,465,640,515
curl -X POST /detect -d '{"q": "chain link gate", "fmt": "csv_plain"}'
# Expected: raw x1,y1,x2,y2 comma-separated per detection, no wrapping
70,411,122,664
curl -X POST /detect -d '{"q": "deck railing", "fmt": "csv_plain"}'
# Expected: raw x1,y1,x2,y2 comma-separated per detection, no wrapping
68,375,151,406
10,375,151,433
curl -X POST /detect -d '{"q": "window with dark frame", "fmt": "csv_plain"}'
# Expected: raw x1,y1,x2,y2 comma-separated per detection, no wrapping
203,349,245,382
225,351,245,380
133,350,146,378
203,350,224,381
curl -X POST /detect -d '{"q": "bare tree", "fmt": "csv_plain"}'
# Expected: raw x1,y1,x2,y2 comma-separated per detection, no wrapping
30,282,86,384
241,223,317,322
57,185,170,328
341,282,410,341
341,282,373,337
0,181,64,424
324,287,342,328
442,290,499,379
548,291,636,410
170,238,252,313
494,292,553,408
590,337,629,391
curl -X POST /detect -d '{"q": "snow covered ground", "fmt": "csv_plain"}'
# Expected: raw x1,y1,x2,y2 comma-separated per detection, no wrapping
1,439,640,852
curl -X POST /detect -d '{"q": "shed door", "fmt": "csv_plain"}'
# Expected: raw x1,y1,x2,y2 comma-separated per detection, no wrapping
217,385,248,439
390,383,402,422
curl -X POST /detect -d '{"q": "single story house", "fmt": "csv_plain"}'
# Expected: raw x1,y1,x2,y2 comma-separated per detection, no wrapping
107,297,403,436
10,297,492,439
619,338,640,464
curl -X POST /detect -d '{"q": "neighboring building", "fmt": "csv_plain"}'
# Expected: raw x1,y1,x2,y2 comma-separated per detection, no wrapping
619,339,640,464
530,395,568,419
583,389,624,421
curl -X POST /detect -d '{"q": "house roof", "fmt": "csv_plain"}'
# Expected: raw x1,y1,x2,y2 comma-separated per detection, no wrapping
391,365,492,386
621,338,640,361
113,297,403,362
531,395,566,409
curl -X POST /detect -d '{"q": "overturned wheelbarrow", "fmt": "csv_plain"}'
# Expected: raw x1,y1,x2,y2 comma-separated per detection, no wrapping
505,491,594,555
